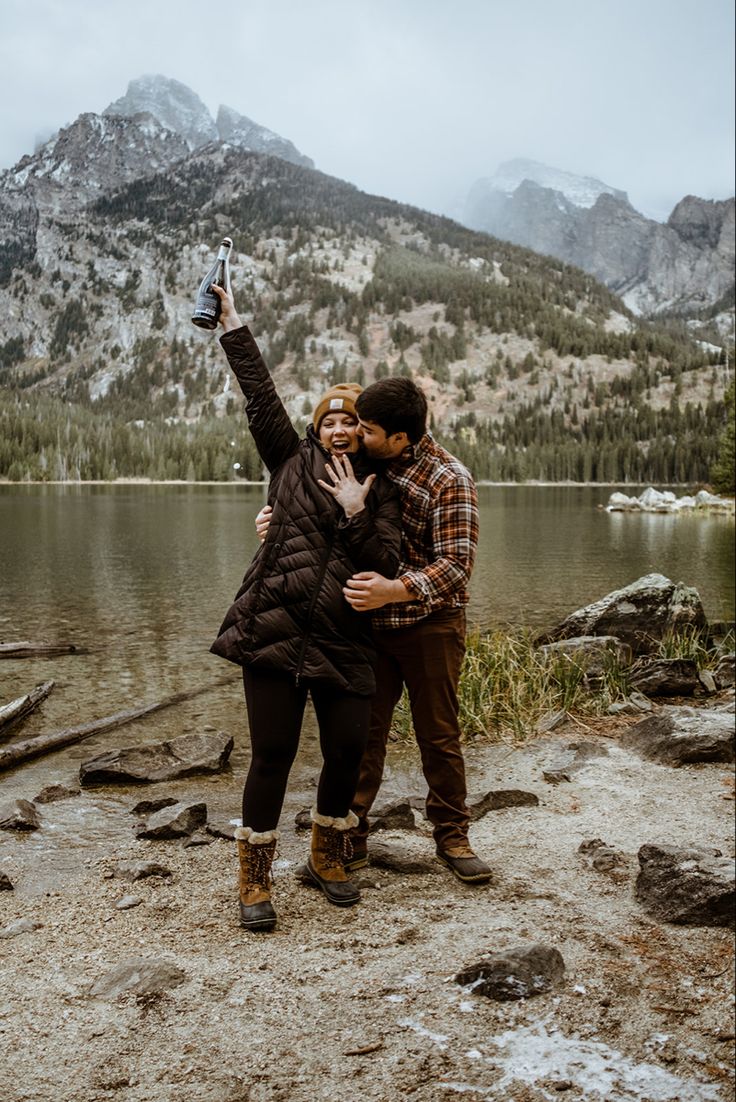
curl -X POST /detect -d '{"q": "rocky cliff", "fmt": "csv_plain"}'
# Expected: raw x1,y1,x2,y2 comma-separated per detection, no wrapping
464,161,735,319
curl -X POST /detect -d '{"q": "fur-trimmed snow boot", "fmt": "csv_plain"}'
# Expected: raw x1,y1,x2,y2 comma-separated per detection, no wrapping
235,826,279,931
306,809,361,906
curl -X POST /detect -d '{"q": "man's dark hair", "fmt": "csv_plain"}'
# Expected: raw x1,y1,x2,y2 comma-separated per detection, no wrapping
355,377,428,443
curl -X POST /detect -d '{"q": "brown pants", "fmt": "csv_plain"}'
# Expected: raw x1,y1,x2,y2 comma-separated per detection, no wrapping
351,608,469,851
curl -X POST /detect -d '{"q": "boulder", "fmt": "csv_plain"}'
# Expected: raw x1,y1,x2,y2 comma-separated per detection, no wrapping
79,731,233,786
621,706,735,765
537,574,706,656
456,943,565,1000
0,799,41,832
538,635,632,675
629,658,700,696
88,957,187,1000
636,843,735,926
134,801,207,840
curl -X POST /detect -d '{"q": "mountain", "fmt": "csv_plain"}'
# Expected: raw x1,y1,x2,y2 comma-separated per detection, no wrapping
0,85,731,485
463,160,735,321
103,74,314,168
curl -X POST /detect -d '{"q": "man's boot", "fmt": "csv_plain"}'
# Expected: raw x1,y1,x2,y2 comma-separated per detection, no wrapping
436,842,492,884
306,809,361,906
234,826,279,931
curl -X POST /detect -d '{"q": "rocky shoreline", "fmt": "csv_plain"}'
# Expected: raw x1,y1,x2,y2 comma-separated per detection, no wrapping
1,574,734,1101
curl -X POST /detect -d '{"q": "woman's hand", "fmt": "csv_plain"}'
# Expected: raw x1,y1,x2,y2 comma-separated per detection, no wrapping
255,504,273,543
212,284,243,332
318,455,376,517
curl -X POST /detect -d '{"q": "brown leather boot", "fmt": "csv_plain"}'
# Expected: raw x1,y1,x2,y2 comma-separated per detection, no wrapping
234,826,279,931
306,809,361,906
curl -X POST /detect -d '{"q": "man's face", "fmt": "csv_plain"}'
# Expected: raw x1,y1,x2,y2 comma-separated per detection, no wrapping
357,418,408,459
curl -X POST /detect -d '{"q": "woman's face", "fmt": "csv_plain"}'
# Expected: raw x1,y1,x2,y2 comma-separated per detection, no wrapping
318,411,360,454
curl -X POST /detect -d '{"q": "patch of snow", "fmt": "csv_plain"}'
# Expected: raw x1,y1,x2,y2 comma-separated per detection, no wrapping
482,158,628,209
480,1020,722,1101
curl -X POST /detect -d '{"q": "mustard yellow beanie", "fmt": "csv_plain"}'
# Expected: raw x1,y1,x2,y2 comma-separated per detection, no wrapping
312,382,363,430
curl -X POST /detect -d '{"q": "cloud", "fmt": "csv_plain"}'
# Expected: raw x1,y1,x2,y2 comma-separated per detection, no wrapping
1,0,733,220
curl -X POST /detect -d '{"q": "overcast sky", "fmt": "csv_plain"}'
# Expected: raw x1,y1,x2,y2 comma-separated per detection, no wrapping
2,0,734,221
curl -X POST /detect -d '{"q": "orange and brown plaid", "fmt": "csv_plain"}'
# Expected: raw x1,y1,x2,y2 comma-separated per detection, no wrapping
371,433,479,630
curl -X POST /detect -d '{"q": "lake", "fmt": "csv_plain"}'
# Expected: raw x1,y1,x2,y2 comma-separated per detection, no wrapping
1,484,733,722
1,482,733,887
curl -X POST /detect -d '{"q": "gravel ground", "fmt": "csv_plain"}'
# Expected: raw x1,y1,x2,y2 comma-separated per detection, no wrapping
1,706,734,1102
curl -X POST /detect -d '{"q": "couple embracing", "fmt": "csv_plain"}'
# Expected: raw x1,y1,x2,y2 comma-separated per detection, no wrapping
209,286,491,933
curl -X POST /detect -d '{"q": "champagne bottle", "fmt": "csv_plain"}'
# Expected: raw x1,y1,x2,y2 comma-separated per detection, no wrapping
191,237,233,329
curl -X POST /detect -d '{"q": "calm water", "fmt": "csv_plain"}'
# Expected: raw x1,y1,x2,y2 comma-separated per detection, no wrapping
0,483,733,888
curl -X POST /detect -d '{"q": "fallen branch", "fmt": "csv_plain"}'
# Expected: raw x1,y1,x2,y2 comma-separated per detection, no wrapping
0,681,55,737
0,673,239,772
0,641,85,659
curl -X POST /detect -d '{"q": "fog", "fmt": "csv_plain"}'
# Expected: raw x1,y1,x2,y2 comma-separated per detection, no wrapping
2,0,734,221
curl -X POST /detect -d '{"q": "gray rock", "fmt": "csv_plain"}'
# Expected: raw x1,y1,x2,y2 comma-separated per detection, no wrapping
698,670,718,695
621,706,735,765
543,741,609,784
535,710,570,735
182,831,214,848
0,917,41,939
134,801,207,840
714,654,735,689
537,575,706,656
578,838,628,873
88,957,187,1000
33,784,80,804
130,797,178,817
112,861,172,882
206,817,237,841
608,691,653,715
369,799,420,833
456,943,565,1000
79,731,233,786
0,873,14,890
629,658,700,697
636,843,735,927
115,895,142,910
538,636,632,675
468,790,539,819
0,799,41,831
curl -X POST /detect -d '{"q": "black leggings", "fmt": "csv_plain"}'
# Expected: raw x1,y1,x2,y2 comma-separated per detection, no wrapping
241,667,371,832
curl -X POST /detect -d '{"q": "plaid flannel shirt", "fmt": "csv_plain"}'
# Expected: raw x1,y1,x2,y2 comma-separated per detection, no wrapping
371,433,479,630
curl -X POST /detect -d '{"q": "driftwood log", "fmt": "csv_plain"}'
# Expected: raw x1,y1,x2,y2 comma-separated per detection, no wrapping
0,641,85,659
0,681,55,737
0,674,238,772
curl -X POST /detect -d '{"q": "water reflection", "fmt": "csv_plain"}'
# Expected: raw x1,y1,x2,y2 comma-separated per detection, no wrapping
0,482,733,745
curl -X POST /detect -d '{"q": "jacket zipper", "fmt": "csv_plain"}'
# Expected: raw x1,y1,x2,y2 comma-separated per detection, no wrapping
294,534,334,687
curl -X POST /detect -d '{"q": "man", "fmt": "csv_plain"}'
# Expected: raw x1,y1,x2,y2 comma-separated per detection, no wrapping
341,377,491,884
258,376,490,884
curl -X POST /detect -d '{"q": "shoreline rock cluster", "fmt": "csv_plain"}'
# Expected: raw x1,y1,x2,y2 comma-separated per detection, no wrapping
606,486,734,514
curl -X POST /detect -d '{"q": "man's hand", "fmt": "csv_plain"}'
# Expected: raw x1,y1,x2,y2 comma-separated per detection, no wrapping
255,504,273,543
343,572,413,611
212,284,243,332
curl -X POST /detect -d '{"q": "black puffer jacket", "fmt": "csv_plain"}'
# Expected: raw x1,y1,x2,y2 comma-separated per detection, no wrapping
210,326,402,696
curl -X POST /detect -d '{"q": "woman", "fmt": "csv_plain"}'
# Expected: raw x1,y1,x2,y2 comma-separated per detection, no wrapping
210,286,401,932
